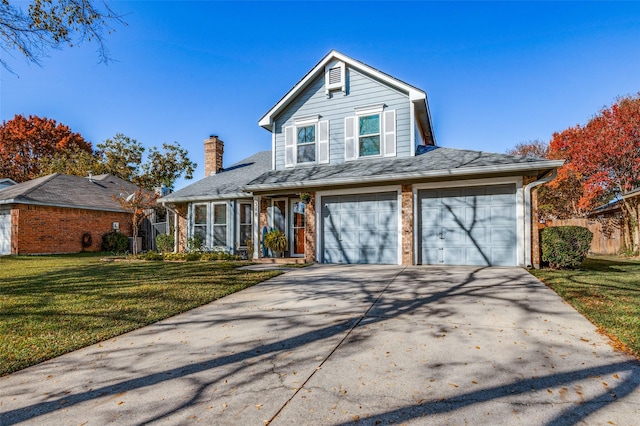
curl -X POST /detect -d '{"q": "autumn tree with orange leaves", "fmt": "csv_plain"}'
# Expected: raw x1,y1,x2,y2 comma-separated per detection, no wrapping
0,114,92,182
549,94,640,253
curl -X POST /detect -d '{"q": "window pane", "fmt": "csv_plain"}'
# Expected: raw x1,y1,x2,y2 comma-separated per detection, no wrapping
360,135,380,156
213,204,226,224
359,115,380,136
193,225,206,242
297,144,316,163
240,203,251,224
213,225,226,246
297,125,315,144
194,205,207,224
239,224,251,245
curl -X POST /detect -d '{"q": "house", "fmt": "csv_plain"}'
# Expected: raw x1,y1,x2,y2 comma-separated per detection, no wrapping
0,178,17,190
0,173,145,255
160,51,563,267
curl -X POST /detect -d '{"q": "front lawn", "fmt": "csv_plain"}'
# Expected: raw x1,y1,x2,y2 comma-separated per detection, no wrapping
0,254,282,376
529,256,640,358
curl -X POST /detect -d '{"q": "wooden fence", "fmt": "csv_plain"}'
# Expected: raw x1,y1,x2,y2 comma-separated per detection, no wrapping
543,218,622,255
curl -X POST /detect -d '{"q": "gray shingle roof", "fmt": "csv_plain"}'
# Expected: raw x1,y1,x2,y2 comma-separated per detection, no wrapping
245,147,563,191
0,173,142,211
160,151,272,203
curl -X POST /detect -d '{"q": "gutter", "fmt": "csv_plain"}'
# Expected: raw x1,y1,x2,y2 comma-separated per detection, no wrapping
245,160,565,192
524,168,559,268
159,192,252,204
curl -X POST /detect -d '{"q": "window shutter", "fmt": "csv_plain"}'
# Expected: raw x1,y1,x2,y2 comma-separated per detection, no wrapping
383,109,396,157
318,120,329,164
344,116,356,161
284,125,295,167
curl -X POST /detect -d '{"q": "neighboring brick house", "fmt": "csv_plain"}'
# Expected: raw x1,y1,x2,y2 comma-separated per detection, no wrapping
161,51,563,268
0,173,144,255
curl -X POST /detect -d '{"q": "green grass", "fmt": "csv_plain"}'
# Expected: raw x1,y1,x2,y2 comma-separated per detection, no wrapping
0,254,282,376
529,256,640,358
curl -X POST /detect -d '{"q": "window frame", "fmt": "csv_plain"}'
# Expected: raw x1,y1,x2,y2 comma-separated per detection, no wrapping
211,202,228,247
237,202,252,248
192,203,209,247
295,123,317,164
357,113,382,158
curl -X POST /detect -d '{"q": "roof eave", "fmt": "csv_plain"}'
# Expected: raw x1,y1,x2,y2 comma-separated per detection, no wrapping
159,192,253,204
0,199,126,213
245,160,565,192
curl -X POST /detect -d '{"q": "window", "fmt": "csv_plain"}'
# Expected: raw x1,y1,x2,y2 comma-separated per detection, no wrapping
238,203,252,247
193,204,208,244
359,114,380,157
212,203,227,246
297,124,316,163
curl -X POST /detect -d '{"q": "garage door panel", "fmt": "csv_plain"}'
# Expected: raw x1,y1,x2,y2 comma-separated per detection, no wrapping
419,184,517,266
322,192,398,264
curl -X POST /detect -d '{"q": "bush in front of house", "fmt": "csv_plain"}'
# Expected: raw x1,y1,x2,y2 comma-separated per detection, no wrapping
541,226,593,269
101,230,129,253
155,233,174,253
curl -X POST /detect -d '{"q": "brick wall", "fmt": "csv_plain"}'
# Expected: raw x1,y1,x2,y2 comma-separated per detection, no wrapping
173,203,189,252
11,204,132,254
523,175,541,268
401,184,414,265
304,193,316,263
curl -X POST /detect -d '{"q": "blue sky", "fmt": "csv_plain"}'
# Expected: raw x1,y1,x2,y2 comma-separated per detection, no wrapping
1,1,639,189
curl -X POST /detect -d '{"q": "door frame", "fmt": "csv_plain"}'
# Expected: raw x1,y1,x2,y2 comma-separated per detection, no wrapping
290,199,305,258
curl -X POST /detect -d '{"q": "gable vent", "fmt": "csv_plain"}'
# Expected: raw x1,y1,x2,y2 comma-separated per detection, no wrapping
325,61,346,96
328,67,342,85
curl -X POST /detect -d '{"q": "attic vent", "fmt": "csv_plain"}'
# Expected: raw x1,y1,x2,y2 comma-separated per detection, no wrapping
328,67,342,85
325,61,346,96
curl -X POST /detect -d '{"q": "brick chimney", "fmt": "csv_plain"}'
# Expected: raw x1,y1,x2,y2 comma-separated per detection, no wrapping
204,135,224,176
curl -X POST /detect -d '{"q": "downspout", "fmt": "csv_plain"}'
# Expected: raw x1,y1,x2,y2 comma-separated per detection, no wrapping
524,169,557,268
161,201,180,253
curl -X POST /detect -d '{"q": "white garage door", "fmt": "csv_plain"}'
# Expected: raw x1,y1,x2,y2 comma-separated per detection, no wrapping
322,192,398,264
419,184,517,266
0,207,11,255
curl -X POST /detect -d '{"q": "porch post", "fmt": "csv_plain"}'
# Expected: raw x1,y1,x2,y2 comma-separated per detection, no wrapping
304,192,316,263
401,184,414,266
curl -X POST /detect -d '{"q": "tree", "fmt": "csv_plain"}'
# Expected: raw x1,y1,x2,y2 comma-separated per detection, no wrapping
548,94,640,252
40,132,197,191
115,186,158,255
508,139,586,220
506,139,548,159
0,114,92,182
0,0,124,71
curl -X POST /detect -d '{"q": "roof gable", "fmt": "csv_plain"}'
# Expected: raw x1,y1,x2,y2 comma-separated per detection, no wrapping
258,50,431,134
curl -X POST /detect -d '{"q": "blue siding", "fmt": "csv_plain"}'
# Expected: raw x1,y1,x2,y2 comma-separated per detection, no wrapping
274,68,411,170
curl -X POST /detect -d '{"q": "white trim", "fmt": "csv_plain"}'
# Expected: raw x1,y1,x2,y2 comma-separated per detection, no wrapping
325,60,346,96
293,115,320,126
236,201,252,249
354,104,385,115
316,185,403,265
410,101,416,157
271,121,276,171
253,196,260,259
413,177,524,267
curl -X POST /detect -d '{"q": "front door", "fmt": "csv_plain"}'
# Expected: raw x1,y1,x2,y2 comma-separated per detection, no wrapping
291,200,305,257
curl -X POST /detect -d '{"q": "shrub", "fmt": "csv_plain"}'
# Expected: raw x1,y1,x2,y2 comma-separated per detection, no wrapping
101,230,129,253
264,229,287,254
156,233,174,253
187,235,205,253
140,251,163,261
541,226,593,269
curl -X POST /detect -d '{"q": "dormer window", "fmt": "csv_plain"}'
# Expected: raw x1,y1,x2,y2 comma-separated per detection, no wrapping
325,61,345,96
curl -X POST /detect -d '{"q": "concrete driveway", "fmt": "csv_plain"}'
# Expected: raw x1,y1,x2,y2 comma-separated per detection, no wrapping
1,265,639,425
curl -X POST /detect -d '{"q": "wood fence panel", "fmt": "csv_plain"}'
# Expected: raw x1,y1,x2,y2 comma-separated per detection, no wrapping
544,218,622,255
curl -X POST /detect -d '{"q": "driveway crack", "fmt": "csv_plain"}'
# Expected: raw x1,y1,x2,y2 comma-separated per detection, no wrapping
266,267,406,425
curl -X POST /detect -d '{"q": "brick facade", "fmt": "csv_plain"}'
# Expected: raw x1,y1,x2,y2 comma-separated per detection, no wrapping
10,204,132,255
173,203,189,252
204,136,224,176
304,193,316,263
522,175,541,268
401,184,414,265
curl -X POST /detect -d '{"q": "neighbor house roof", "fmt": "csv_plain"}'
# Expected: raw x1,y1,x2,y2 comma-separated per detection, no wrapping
258,50,435,145
0,178,17,188
245,147,565,192
0,173,142,212
160,150,272,203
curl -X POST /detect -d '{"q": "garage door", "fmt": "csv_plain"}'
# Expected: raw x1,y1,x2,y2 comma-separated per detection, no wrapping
322,192,398,264
0,207,10,255
419,184,516,266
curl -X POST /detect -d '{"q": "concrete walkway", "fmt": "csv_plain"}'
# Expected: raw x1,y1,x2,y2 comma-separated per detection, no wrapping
1,265,639,425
